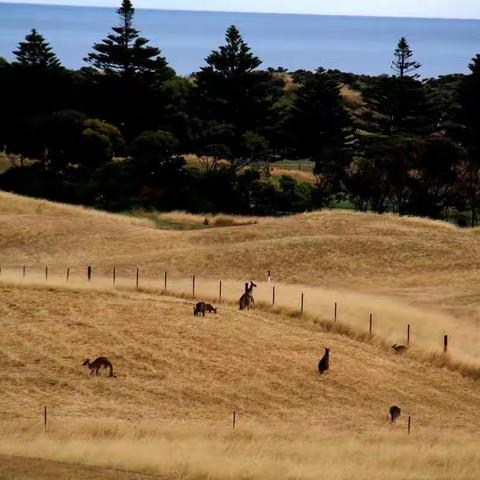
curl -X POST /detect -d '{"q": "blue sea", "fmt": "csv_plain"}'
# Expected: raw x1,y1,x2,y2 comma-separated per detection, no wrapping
1,2,480,77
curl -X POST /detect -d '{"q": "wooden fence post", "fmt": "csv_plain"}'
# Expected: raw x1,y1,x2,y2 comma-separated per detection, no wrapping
272,286,276,305
192,275,196,297
136,268,139,289
408,416,411,435
233,411,236,429
23,265,25,278
66,267,70,281
45,266,48,281
407,324,410,345
164,271,167,290
219,280,222,303
113,267,116,285
444,335,448,353
87,266,92,282
44,405,47,432
334,302,337,322
369,314,373,335
301,293,304,314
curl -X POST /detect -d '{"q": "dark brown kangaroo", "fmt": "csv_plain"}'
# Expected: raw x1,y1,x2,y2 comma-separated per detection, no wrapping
239,281,257,311
83,357,115,377
205,304,217,314
390,406,401,422
194,302,207,316
318,348,330,374
392,344,407,354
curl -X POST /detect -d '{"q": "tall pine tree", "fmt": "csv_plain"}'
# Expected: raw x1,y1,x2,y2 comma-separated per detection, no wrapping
13,29,61,69
84,0,170,78
193,25,274,171
391,37,421,79
287,67,350,207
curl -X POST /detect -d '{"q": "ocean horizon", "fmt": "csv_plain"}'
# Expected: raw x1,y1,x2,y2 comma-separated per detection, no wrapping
1,2,480,77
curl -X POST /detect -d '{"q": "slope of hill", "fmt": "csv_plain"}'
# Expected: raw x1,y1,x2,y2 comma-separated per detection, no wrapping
0,190,478,294
1,282,480,479
2,191,480,478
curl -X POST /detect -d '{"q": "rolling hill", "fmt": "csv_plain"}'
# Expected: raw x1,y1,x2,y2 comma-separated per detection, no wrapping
1,191,480,479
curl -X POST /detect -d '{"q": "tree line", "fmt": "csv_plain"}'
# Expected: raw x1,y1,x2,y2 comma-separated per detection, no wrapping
1,0,480,225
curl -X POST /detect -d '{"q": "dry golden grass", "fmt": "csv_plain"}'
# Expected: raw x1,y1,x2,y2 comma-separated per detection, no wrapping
340,84,364,109
132,209,261,228
270,166,315,183
3,191,480,478
1,282,480,479
2,430,480,480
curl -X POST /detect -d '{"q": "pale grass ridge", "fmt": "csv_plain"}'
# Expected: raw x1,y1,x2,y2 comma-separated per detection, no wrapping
132,209,262,227
1,427,479,480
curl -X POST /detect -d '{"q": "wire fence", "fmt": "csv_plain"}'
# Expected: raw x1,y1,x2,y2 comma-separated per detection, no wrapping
0,262,457,358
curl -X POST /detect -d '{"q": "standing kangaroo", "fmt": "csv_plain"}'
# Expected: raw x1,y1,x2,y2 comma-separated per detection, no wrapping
318,348,330,374
390,405,402,422
239,281,257,311
82,357,115,377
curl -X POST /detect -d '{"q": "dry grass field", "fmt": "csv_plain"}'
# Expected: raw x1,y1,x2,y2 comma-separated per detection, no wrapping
1,190,480,478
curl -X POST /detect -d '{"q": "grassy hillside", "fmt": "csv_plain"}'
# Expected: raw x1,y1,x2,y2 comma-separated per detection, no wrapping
1,190,478,293
2,190,480,362
2,191,480,478
1,282,480,479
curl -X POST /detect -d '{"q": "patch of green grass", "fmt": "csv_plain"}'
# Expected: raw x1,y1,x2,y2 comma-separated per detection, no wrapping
149,218,209,231
272,159,315,172
0,153,11,174
332,198,355,210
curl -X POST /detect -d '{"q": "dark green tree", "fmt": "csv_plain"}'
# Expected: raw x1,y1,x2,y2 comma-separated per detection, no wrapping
193,25,275,171
84,0,170,78
13,29,61,68
392,37,421,79
457,55,480,225
286,67,350,206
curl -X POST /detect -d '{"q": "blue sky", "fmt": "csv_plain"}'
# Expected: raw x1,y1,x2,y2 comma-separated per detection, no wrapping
1,0,480,19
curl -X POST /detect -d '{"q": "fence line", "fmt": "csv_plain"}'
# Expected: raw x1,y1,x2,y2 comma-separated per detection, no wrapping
0,263,453,354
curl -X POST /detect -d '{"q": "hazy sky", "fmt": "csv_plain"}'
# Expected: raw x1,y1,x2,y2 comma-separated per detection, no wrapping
2,0,480,19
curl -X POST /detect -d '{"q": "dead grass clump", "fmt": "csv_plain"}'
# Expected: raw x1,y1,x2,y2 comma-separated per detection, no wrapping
271,167,315,184
340,84,364,109
131,209,261,228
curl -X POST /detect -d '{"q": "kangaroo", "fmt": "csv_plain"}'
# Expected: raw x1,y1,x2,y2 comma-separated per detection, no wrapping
392,344,408,354
194,302,207,316
318,348,330,374
390,405,401,423
82,357,115,377
239,281,257,311
205,304,217,314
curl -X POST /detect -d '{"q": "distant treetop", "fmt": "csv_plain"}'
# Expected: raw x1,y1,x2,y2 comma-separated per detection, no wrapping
391,37,421,79
84,0,172,78
13,28,62,69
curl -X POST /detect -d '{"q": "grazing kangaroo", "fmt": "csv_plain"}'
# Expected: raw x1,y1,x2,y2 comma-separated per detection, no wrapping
318,348,330,374
390,405,402,423
239,281,257,311
205,304,217,314
392,344,408,354
82,357,115,377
